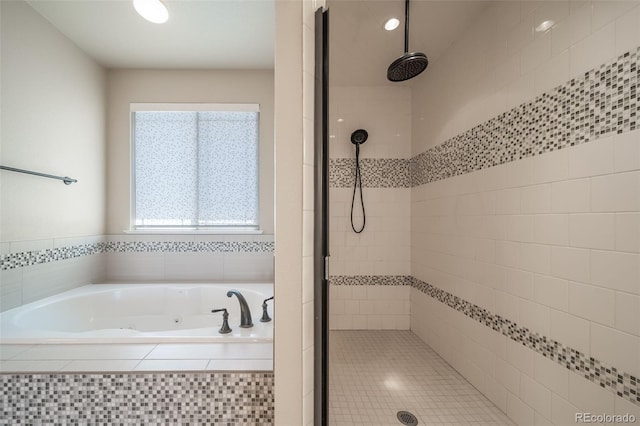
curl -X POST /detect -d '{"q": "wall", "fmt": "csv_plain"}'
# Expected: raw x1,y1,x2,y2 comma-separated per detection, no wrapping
273,0,323,423
0,0,106,311
410,1,640,424
328,86,411,330
102,69,275,284
106,68,274,236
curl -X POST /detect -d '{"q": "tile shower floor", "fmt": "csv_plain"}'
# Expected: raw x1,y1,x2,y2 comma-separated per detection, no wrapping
329,330,513,426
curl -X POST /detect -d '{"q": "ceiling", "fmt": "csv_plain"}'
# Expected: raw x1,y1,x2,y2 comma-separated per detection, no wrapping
27,0,275,69
26,0,486,79
328,0,489,86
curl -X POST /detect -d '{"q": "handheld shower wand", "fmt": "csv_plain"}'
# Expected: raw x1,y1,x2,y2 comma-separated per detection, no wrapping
350,129,368,233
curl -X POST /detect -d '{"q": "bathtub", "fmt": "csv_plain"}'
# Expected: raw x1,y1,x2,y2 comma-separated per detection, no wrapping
0,283,274,344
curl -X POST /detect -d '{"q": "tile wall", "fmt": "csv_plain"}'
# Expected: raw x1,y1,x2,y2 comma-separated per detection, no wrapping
410,1,640,423
0,235,275,313
328,86,412,330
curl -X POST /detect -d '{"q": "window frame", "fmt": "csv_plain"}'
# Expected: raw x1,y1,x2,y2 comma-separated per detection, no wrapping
129,103,261,234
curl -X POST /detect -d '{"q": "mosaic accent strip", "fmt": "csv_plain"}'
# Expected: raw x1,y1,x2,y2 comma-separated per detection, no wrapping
104,240,275,254
330,275,411,286
0,243,105,271
409,276,640,407
1,240,275,271
329,158,410,188
410,47,639,187
0,372,274,425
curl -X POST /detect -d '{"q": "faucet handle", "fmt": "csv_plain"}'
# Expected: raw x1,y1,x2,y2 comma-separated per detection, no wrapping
260,296,274,322
211,308,232,334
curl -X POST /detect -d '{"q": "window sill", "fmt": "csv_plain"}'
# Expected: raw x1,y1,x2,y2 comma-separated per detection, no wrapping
123,229,264,235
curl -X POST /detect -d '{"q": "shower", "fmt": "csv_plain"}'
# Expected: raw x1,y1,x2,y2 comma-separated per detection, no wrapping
387,0,428,82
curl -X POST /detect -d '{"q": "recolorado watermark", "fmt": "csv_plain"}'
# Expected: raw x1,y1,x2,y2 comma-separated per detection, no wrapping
576,413,637,423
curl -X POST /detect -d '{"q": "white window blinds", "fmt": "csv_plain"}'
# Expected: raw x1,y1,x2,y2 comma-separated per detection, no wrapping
132,108,259,228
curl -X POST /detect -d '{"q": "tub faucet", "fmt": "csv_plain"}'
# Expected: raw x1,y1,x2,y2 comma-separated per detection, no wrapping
260,296,274,322
226,290,253,328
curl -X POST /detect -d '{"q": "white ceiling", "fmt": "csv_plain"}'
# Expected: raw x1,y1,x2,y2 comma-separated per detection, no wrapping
26,0,486,78
328,0,489,86
27,0,275,69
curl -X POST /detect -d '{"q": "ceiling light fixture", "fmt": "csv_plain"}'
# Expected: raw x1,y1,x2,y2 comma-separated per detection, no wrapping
384,18,400,31
133,0,169,24
535,20,554,32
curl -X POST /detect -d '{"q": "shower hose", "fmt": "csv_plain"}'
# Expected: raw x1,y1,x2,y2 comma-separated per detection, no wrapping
351,143,366,233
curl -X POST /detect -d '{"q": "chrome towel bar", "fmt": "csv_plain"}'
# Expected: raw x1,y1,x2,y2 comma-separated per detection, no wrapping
0,165,77,185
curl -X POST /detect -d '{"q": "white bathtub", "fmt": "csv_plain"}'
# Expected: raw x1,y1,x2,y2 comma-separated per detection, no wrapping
0,283,274,344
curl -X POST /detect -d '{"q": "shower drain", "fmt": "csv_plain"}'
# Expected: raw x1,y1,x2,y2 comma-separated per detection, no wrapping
397,411,418,425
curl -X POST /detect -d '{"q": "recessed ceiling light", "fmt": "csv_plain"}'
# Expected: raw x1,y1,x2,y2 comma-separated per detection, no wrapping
535,20,554,32
337,118,344,122
133,0,169,24
384,18,400,31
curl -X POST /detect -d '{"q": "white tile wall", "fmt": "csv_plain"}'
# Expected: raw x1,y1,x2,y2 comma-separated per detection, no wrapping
1,236,105,312
330,188,410,277
329,285,410,331
410,2,640,422
1,235,275,314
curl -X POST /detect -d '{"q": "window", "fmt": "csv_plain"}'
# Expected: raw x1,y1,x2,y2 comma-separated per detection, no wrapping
131,104,259,230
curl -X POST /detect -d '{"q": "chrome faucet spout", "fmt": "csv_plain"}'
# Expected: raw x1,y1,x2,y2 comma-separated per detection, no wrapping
226,290,253,328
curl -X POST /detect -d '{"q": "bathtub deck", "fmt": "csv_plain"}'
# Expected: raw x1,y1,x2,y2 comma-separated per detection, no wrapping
0,342,272,372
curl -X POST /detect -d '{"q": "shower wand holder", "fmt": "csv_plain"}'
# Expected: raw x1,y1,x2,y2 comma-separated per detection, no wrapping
350,129,368,145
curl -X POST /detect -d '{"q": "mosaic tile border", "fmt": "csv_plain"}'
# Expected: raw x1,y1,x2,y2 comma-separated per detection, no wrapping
104,240,275,254
410,47,639,187
0,372,274,424
0,243,104,271
1,240,275,271
329,275,411,286
409,276,640,407
329,158,410,188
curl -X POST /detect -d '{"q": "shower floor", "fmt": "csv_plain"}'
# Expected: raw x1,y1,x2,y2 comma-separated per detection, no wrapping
329,330,514,425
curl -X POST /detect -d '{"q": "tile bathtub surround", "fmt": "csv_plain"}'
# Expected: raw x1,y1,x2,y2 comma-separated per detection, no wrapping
409,276,640,407
1,236,275,312
1,239,276,271
0,342,273,373
0,243,104,271
410,46,639,187
0,372,274,424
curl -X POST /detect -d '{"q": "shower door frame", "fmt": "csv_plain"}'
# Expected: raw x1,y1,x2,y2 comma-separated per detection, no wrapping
314,6,329,426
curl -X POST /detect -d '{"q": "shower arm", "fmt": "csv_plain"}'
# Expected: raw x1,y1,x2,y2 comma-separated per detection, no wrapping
404,0,410,53
0,165,77,185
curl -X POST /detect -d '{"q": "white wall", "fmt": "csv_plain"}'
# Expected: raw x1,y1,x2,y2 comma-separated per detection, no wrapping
273,0,323,423
274,1,304,424
410,1,640,424
0,0,106,242
106,69,274,235
0,0,106,311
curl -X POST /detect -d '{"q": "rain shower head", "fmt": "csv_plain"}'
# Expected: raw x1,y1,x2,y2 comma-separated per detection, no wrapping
387,0,428,82
387,52,428,82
